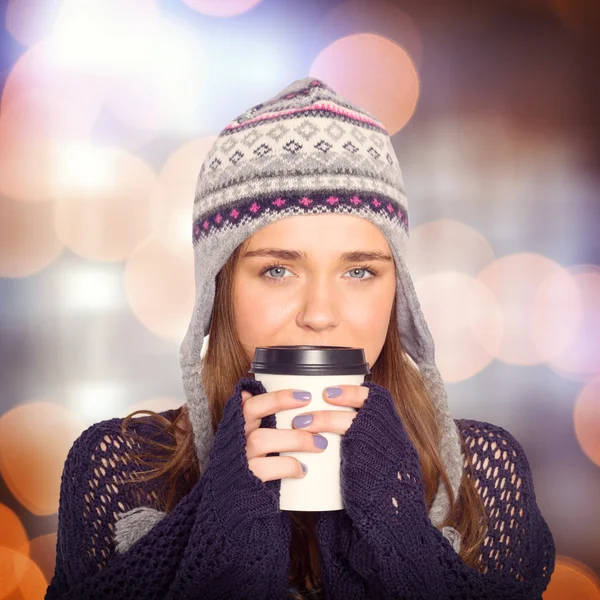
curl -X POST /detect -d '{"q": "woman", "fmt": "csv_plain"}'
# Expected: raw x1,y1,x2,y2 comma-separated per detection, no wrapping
46,77,556,599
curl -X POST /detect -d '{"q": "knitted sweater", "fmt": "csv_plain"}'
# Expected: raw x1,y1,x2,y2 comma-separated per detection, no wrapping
45,378,555,599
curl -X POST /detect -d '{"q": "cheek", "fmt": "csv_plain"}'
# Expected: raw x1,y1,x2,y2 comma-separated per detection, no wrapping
346,284,395,364
233,279,296,341
343,299,390,342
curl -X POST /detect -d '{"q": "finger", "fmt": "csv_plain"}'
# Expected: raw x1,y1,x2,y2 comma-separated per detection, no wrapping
243,388,312,435
248,456,307,483
291,410,357,435
323,385,369,409
246,427,327,460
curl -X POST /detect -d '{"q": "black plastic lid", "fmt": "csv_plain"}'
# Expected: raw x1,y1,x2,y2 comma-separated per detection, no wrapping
249,345,370,376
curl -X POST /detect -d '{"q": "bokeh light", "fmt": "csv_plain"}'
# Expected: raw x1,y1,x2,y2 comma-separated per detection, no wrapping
55,264,124,313
18,533,58,589
0,37,103,140
548,266,600,380
0,504,29,555
0,401,86,516
124,235,195,341
0,196,63,278
0,99,91,204
574,377,600,468
152,136,217,259
543,555,600,599
317,0,422,66
65,382,126,426
181,0,264,18
0,36,104,203
415,272,504,382
407,219,497,280
0,547,48,599
53,145,156,262
119,396,184,419
102,16,207,132
51,0,161,74
5,0,63,47
310,33,419,135
477,253,581,366
530,265,583,363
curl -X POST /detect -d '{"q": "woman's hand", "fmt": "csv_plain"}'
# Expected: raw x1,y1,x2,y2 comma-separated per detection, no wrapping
240,384,370,484
289,385,370,435
240,387,330,483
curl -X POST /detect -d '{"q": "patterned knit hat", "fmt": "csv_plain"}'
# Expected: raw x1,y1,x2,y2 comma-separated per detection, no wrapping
114,77,462,555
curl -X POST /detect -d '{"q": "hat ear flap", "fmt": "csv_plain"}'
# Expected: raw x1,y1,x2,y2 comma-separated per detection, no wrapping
392,254,435,367
392,254,463,550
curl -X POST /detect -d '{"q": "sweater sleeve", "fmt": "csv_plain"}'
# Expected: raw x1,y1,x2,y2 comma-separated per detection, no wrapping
45,377,292,600
316,381,556,600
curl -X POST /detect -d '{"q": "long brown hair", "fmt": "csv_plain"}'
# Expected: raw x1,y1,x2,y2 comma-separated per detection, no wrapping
120,238,488,596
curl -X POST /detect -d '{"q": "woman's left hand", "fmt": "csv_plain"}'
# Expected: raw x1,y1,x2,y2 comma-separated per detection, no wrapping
290,385,369,434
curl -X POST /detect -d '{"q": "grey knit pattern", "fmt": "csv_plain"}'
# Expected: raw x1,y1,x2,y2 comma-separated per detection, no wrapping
114,77,463,556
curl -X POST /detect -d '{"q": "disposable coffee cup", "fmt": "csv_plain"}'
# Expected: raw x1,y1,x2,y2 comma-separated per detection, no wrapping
249,345,370,511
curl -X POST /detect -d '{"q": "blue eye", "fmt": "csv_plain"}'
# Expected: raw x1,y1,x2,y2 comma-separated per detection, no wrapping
348,268,372,279
259,264,378,284
264,266,289,279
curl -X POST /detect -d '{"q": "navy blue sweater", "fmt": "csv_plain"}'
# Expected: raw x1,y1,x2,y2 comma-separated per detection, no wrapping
45,379,555,598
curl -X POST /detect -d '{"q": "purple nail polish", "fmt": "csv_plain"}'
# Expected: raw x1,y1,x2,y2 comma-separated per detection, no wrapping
301,462,308,475
325,387,342,398
313,434,328,449
293,391,311,401
293,414,313,428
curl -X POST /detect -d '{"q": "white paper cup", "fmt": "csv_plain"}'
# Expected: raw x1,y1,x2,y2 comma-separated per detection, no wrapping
250,346,369,512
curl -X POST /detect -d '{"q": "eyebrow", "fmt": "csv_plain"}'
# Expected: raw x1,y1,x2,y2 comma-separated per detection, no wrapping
242,248,393,263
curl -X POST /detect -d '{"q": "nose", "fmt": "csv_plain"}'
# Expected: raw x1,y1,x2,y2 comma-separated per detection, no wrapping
295,278,340,332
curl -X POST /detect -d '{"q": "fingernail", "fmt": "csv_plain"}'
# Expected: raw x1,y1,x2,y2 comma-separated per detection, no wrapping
293,414,313,428
301,462,308,476
293,390,311,401
313,434,328,449
325,387,342,398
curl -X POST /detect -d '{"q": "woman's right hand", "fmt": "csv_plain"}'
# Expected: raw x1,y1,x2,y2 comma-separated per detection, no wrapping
240,388,328,483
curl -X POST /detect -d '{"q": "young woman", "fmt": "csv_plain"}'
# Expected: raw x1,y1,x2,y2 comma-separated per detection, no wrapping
46,77,556,599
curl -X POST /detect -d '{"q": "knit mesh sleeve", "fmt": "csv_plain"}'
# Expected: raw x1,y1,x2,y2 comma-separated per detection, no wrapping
315,382,556,599
45,378,292,600
456,419,555,583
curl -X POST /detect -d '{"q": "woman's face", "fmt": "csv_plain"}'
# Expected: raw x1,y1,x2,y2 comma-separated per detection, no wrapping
232,213,397,369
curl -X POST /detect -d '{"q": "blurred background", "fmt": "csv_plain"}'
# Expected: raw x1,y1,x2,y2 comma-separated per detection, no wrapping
0,0,599,597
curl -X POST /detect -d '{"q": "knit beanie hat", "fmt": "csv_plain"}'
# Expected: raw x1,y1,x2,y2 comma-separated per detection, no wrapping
113,77,463,555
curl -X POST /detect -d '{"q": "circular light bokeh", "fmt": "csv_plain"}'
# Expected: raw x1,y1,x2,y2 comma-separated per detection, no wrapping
18,533,57,589
310,33,419,135
5,0,63,47
152,136,217,259
317,0,422,66
181,0,263,17
407,219,496,280
0,503,29,555
103,16,206,132
1,38,103,139
0,547,47,599
53,146,156,262
0,36,104,203
415,271,504,382
0,401,86,516
477,253,581,366
124,235,195,341
543,555,600,599
0,196,63,277
548,266,600,380
0,98,91,204
574,377,600,468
